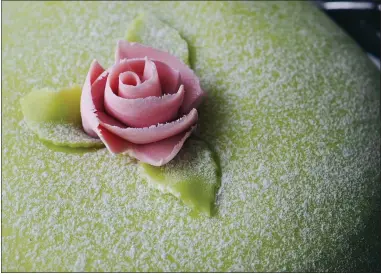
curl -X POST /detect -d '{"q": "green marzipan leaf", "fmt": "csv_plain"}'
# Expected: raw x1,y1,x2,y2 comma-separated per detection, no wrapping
20,85,104,148
140,137,221,217
126,13,190,66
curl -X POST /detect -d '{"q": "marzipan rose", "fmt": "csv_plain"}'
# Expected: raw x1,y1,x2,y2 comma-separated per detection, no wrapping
80,41,205,166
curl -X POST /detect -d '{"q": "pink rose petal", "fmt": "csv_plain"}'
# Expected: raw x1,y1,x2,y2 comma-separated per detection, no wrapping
115,41,206,114
128,125,196,166
96,111,126,128
118,71,142,98
109,58,162,99
80,60,108,137
99,108,198,144
104,84,185,128
97,125,130,154
152,60,181,94
88,59,105,84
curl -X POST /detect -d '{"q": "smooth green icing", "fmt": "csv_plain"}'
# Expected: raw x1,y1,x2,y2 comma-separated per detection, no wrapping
20,85,104,148
126,13,190,65
140,138,220,216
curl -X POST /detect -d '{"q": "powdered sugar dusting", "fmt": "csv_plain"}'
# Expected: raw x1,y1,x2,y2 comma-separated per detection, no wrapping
126,13,190,65
23,120,104,148
140,138,219,214
2,1,380,272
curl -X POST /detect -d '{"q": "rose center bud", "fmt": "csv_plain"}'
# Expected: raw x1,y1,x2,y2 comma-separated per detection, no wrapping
116,58,162,100
118,71,143,99
120,71,141,86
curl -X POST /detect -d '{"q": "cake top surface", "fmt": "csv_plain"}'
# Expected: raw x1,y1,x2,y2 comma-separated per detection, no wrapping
2,1,380,272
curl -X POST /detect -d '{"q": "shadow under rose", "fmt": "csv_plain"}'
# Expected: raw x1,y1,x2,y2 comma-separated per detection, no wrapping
183,41,234,216
41,140,103,154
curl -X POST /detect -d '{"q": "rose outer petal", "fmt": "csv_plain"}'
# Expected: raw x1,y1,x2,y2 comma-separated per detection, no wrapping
97,125,131,154
104,84,185,128
88,59,105,84
99,108,198,144
115,41,206,114
128,125,196,166
80,60,108,137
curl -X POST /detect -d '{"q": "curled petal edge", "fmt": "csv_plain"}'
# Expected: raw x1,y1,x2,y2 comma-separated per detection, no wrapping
97,125,196,166
115,41,206,114
80,59,108,137
127,125,197,166
104,83,185,128
115,57,162,99
99,108,198,144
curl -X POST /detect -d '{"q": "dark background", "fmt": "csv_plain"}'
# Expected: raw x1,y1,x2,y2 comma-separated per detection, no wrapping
313,0,380,69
